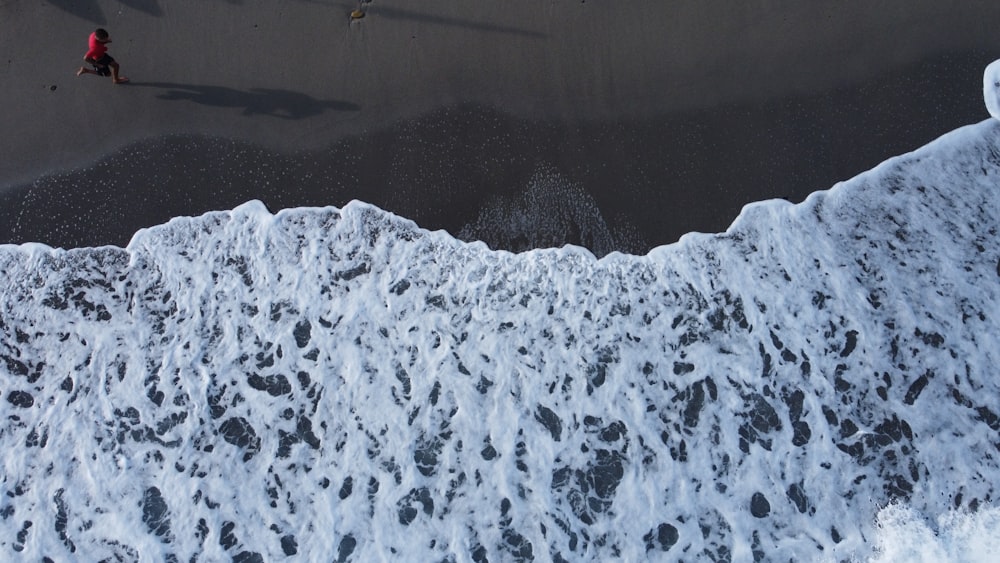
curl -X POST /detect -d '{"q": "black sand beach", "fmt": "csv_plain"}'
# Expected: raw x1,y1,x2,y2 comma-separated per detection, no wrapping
2,1,999,254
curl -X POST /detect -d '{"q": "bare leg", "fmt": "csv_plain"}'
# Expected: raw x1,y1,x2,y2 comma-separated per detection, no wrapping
110,61,128,84
78,57,99,77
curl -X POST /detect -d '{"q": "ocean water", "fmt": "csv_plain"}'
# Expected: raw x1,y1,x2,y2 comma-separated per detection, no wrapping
3,96,1000,563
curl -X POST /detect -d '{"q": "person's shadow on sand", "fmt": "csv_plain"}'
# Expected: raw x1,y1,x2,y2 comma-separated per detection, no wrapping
130,82,360,119
47,0,163,23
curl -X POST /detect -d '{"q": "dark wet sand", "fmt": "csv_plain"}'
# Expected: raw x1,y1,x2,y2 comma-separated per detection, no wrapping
1,2,999,255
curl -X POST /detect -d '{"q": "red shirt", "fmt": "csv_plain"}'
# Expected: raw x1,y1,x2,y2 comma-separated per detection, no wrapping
85,32,108,60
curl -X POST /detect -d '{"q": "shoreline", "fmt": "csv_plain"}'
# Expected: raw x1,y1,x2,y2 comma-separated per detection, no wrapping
1,49,992,255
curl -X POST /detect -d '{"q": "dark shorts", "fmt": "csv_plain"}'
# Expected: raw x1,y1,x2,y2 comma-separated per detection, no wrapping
89,54,115,76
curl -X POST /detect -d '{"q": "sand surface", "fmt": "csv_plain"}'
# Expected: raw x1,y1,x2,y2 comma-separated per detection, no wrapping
2,1,1000,253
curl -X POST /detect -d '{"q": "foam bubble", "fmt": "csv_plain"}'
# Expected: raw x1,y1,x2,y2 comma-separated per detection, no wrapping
983,59,1000,120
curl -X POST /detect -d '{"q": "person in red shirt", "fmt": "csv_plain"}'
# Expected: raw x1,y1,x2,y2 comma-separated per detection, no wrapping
76,28,128,84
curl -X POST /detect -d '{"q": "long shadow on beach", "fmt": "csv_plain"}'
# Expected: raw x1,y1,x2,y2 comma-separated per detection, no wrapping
365,6,545,38
48,0,542,37
46,0,163,23
130,82,360,119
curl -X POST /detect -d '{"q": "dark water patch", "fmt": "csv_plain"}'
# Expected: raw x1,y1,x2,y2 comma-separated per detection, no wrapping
476,375,494,394
915,328,945,348
950,388,1000,430
976,405,1000,431
390,279,411,295
426,294,447,309
398,487,434,525
783,389,805,422
155,412,187,436
904,371,932,405
337,534,357,562
247,373,292,396
599,421,627,443
429,380,441,406
750,492,771,518
759,343,773,378
644,522,679,552
739,393,781,453
147,386,165,407
769,330,784,350
281,534,298,556
339,476,353,500
839,418,859,438
876,372,892,402
293,319,311,348
2,355,29,377
395,367,412,401
535,405,563,441
14,520,31,552
6,390,34,408
840,330,859,357
414,435,443,477
673,361,695,375
53,488,75,552
220,521,238,550
481,437,498,461
787,482,810,514
233,551,264,563
677,378,707,428
208,386,227,419
219,416,261,461
297,371,311,389
334,262,371,282
552,447,626,529
780,348,798,363
791,421,812,447
699,509,733,563
141,486,171,539
499,497,534,562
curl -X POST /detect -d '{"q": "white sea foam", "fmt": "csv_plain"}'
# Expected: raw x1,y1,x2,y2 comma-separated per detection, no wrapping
866,503,1000,563
3,95,1000,563
984,59,1000,121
